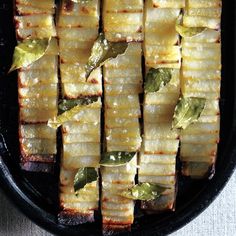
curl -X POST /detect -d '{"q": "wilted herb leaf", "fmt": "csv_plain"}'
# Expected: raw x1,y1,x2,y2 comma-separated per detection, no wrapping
48,98,99,129
9,38,50,72
58,97,98,114
144,68,173,93
85,33,128,80
120,183,167,201
172,97,206,129
74,167,98,196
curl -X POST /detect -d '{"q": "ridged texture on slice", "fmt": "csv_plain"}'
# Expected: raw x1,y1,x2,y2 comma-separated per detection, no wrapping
59,168,99,225
19,124,56,165
59,99,102,225
58,0,102,99
101,156,137,235
102,43,142,234
183,0,222,29
180,0,221,178
144,0,182,68
18,38,59,123
58,0,101,225
104,43,142,153
152,0,185,8
140,69,180,212
15,2,58,172
15,0,56,39
103,0,144,42
140,0,182,212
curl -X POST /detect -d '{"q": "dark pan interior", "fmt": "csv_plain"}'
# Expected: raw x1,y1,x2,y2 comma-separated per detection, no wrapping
0,0,236,235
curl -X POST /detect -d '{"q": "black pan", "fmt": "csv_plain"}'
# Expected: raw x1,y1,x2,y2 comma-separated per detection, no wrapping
0,0,236,235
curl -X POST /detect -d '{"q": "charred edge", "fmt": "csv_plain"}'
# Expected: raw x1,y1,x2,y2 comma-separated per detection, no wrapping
107,38,143,43
58,210,94,225
64,93,103,99
103,224,131,236
20,152,56,163
105,10,143,14
20,161,54,173
64,0,74,12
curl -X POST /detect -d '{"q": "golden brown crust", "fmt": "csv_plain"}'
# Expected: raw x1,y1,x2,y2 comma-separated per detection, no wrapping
58,210,94,225
103,224,131,236
20,152,55,163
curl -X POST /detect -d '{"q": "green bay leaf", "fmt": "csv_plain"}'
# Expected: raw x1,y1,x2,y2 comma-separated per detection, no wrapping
172,97,206,129
58,97,98,114
144,68,173,93
9,38,50,73
74,167,98,196
120,183,167,201
100,151,136,167
48,98,99,129
85,33,128,80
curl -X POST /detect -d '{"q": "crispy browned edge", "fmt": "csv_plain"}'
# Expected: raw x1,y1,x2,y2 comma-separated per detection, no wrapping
58,209,94,225
103,224,131,236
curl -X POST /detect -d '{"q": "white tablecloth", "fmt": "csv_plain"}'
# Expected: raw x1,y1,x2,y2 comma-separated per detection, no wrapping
0,171,235,236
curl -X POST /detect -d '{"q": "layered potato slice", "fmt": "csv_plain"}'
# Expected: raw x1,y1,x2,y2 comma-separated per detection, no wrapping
59,167,99,225
183,0,222,29
15,1,58,173
104,43,142,152
103,0,144,42
19,124,57,172
180,1,221,178
144,0,182,68
18,38,59,123
139,67,180,211
101,155,137,234
59,98,101,224
15,0,56,39
142,0,182,213
152,0,185,8
102,43,142,233
58,0,101,99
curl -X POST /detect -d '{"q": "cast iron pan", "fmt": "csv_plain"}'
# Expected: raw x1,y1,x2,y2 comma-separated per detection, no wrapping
0,0,236,235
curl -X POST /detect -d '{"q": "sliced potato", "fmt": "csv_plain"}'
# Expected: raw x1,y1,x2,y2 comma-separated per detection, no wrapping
19,84,57,98
64,143,100,157
62,122,100,135
103,0,143,42
62,155,100,169
62,83,102,98
20,108,57,123
105,108,141,118
20,124,56,139
180,143,218,157
152,0,185,8
16,27,56,39
15,15,54,29
20,138,56,155
16,0,55,9
105,95,140,109
144,139,179,154
144,122,179,140
18,69,58,87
